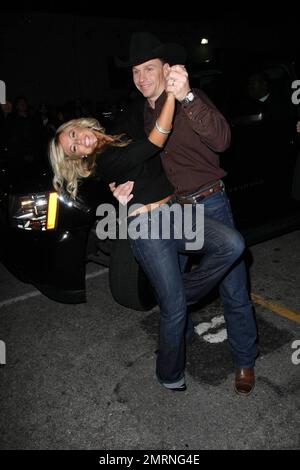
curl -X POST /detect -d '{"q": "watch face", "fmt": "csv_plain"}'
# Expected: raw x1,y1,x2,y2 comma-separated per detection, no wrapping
181,91,195,104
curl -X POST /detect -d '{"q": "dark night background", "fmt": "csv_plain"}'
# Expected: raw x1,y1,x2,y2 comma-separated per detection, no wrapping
0,3,299,108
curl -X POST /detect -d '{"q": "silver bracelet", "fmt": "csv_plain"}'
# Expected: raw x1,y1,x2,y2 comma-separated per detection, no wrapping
155,120,172,134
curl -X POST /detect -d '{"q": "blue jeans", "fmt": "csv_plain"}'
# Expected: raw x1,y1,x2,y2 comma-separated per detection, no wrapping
180,183,258,368
128,200,245,386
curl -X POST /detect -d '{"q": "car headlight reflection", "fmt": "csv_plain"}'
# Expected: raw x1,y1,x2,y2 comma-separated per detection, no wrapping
9,192,58,230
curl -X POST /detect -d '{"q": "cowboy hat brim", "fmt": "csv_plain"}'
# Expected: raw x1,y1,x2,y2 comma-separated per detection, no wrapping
115,43,186,68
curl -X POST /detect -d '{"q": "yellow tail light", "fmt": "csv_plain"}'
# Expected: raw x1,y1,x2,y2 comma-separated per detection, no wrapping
46,192,58,230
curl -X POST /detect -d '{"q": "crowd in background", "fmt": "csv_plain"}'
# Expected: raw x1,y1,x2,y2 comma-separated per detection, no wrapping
0,95,124,170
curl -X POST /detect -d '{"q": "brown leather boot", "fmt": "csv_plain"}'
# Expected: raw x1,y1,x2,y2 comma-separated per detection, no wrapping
235,367,255,396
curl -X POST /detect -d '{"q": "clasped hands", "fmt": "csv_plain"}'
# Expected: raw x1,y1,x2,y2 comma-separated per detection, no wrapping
165,64,191,102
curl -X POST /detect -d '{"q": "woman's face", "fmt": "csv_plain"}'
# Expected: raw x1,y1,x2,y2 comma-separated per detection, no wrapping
59,126,98,159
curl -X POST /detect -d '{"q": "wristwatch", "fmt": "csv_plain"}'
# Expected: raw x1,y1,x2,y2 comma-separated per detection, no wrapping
180,90,195,104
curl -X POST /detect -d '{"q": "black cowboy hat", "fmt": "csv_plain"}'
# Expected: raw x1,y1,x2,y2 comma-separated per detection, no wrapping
115,31,186,68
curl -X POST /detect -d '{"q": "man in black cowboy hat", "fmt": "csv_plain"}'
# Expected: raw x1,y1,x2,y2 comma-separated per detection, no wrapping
115,31,186,68
111,31,257,396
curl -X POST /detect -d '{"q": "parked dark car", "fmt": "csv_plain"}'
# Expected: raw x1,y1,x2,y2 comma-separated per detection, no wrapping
0,155,109,303
0,150,153,309
1,54,300,310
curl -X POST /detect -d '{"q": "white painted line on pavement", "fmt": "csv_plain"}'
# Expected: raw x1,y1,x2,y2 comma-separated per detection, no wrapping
86,268,108,279
194,314,225,336
0,268,108,309
0,290,41,308
195,314,227,343
203,328,228,343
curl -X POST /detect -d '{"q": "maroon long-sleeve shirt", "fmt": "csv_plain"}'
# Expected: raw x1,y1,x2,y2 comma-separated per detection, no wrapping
144,89,231,195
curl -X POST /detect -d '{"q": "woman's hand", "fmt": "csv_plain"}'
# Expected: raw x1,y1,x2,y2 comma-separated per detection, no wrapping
165,64,190,102
109,180,134,205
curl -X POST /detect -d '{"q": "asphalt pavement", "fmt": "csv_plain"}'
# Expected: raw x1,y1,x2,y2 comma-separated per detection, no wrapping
0,230,299,451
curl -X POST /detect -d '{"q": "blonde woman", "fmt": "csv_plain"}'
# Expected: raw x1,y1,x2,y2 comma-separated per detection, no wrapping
49,90,244,392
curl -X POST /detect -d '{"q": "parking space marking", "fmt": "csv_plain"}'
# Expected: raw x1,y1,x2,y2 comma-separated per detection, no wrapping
251,292,300,325
0,268,108,309
203,328,228,343
86,267,108,279
0,290,40,308
195,315,228,343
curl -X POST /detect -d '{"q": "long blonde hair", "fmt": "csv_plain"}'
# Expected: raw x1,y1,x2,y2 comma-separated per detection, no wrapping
49,117,130,199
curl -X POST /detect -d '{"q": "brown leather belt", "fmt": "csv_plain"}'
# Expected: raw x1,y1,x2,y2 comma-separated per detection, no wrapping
176,181,224,205
129,194,174,217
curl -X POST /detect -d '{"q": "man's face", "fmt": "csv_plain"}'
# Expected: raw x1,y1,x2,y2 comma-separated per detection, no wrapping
132,59,168,101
